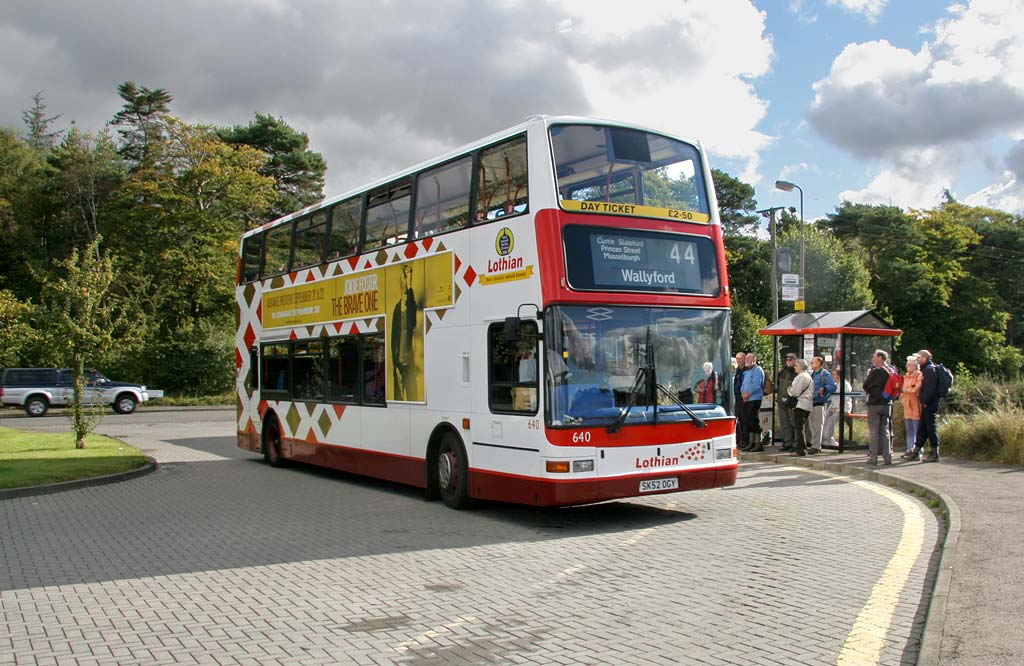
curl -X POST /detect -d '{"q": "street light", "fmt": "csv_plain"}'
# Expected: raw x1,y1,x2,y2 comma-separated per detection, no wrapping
775,179,804,312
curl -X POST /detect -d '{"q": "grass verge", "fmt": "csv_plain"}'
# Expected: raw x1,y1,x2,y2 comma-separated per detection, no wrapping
0,426,149,490
147,392,234,407
939,407,1024,466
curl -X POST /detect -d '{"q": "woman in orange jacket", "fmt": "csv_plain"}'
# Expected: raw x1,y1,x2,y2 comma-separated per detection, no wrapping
900,355,922,454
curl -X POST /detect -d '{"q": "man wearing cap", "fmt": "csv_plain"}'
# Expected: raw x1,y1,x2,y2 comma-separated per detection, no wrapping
776,353,798,451
903,349,940,462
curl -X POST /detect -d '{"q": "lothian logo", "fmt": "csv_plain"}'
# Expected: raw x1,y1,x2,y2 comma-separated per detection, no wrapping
635,455,679,469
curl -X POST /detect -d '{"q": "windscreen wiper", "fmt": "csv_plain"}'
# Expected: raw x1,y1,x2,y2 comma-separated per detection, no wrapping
606,364,647,434
606,326,707,433
652,382,707,428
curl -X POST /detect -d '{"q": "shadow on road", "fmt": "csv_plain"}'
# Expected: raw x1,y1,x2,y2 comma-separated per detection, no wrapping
2,435,696,591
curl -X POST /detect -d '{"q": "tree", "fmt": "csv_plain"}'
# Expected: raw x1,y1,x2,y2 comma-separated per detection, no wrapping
21,91,63,154
37,239,143,448
0,289,39,369
0,127,48,295
110,81,173,166
46,128,125,253
217,113,326,223
724,233,773,321
108,118,276,392
779,224,873,314
824,200,1023,375
731,303,772,361
713,168,760,234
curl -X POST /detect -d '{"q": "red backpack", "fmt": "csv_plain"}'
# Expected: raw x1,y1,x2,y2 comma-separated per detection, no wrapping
882,365,903,401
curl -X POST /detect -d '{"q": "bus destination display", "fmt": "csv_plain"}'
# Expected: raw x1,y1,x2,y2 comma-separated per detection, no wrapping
564,226,717,295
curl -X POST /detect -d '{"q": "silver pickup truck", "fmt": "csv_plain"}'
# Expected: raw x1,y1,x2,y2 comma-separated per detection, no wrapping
0,368,155,417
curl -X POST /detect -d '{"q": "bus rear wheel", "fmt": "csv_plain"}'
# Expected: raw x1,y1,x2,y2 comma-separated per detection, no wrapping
437,432,472,509
264,419,286,468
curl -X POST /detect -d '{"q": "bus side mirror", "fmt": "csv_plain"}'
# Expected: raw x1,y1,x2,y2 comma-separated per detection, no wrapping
504,317,522,342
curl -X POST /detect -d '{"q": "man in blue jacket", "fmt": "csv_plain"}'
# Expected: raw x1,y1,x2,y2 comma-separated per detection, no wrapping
733,351,748,450
903,349,941,462
808,356,837,454
740,352,766,452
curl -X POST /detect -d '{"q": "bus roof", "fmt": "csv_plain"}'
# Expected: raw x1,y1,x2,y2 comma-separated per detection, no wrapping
244,115,706,238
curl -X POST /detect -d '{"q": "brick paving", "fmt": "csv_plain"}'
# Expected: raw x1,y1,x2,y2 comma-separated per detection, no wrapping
0,413,940,665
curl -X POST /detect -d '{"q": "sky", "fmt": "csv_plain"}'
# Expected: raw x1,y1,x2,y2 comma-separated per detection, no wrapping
2,0,1023,221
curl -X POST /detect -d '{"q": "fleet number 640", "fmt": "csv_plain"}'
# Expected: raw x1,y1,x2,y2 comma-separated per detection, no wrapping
572,431,592,443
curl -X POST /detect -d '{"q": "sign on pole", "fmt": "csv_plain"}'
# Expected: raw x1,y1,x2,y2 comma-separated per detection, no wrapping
781,285,799,301
781,273,799,287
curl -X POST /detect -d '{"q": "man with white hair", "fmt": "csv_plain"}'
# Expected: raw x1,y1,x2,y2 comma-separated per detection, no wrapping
740,352,766,452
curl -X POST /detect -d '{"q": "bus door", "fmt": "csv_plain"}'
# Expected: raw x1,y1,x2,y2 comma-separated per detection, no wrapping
483,320,542,463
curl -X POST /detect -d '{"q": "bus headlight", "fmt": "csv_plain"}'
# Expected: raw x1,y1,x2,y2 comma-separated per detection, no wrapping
572,459,595,473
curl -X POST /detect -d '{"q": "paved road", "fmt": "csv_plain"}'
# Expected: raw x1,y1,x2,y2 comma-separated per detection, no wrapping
1,411,941,665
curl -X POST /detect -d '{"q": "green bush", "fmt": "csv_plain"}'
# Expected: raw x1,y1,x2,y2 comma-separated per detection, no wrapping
939,407,1024,466
945,372,1024,414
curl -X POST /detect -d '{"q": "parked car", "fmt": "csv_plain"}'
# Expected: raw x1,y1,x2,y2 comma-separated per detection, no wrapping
0,368,153,417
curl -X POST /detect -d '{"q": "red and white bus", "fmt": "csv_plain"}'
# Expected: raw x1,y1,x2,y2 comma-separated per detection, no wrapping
236,116,737,508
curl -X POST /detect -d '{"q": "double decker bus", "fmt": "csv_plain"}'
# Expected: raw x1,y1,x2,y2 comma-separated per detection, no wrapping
236,116,737,508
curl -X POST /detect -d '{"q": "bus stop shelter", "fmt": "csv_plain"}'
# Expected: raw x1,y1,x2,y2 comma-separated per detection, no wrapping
758,310,902,452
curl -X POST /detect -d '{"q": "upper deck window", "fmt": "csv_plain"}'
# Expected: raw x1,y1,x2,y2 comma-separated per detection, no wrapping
414,156,472,238
550,125,710,224
264,221,293,276
292,211,327,270
477,136,528,221
240,233,264,283
328,197,362,260
365,180,411,250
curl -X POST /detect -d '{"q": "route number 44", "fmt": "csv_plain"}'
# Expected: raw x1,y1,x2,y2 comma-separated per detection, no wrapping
572,431,592,443
669,242,696,265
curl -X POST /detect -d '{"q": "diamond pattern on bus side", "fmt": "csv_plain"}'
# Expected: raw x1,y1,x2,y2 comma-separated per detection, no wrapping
317,410,333,438
236,238,475,440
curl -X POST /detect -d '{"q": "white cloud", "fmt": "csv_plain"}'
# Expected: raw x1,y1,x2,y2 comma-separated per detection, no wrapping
826,0,887,22
0,0,775,196
787,0,819,24
809,0,1024,210
964,139,1024,212
778,161,818,181
838,148,954,209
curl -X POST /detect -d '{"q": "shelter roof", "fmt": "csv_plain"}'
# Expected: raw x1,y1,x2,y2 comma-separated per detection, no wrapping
758,310,901,337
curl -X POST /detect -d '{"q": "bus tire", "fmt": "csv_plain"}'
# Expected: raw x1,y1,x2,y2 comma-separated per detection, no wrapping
25,395,49,417
113,393,137,414
436,431,472,509
263,416,287,468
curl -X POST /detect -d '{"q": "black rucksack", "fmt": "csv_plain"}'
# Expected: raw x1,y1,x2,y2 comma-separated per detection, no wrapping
934,363,954,398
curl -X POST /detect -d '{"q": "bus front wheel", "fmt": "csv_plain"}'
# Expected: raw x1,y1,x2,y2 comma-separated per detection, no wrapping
437,432,472,509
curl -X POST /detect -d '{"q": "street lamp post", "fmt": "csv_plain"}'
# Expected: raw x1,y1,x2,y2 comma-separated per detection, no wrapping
775,180,804,312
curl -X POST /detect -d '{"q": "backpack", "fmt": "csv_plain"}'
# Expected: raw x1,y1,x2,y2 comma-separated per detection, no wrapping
934,363,954,398
882,368,903,401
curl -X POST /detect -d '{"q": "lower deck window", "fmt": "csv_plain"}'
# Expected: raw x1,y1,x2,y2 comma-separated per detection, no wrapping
262,334,385,406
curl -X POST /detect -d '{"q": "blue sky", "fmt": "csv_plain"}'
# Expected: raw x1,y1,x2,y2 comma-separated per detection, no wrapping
731,0,1017,219
2,1,1022,219
741,1,948,218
